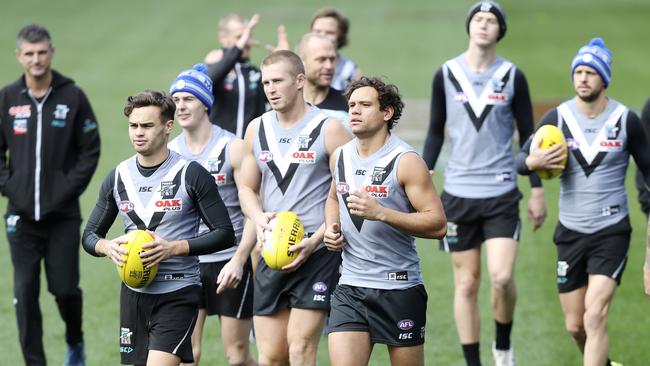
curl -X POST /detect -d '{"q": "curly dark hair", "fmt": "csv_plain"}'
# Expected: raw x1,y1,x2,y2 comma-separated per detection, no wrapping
123,90,176,123
344,76,404,130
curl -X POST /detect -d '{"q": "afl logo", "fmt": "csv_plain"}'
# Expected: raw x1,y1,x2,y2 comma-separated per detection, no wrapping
258,150,273,163
336,182,349,195
119,200,134,213
312,282,327,293
397,319,414,331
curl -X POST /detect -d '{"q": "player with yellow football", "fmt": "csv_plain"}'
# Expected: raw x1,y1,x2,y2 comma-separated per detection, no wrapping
82,90,235,366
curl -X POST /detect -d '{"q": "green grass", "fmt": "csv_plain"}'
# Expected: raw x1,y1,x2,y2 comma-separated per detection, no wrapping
0,0,649,364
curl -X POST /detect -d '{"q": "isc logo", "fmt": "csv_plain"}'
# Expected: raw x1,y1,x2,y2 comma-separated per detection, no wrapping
313,294,325,302
139,186,153,192
398,333,413,340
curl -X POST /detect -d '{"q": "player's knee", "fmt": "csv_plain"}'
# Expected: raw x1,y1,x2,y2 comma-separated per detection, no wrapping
490,271,514,293
52,288,82,304
288,338,314,364
583,306,607,332
564,319,585,339
225,340,248,365
455,275,480,297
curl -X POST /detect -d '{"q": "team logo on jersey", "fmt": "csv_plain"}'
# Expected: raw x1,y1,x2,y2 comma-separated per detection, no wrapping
53,104,69,120
336,182,349,195
8,104,31,118
258,150,273,163
13,119,27,135
363,184,388,198
249,70,261,89
154,199,182,211
454,92,468,104
289,151,316,164
490,78,505,93
601,205,620,217
371,167,386,183
297,135,312,149
397,319,414,331
207,159,221,173
566,138,579,150
83,119,98,133
159,181,176,198
388,271,408,281
605,125,619,139
119,200,134,213
495,172,513,182
599,140,622,152
224,73,236,91
120,327,132,345
312,282,327,293
213,173,227,185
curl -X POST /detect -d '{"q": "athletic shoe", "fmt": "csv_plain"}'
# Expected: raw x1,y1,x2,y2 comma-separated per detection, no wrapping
610,362,623,366
492,341,515,366
64,341,85,366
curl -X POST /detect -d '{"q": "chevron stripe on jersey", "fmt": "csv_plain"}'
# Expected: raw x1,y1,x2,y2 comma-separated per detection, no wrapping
258,112,327,194
116,160,185,230
558,103,626,177
336,144,407,231
205,136,230,184
445,59,512,131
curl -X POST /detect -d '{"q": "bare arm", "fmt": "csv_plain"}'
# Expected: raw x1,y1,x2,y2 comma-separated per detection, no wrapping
346,152,447,239
324,152,345,251
217,138,259,292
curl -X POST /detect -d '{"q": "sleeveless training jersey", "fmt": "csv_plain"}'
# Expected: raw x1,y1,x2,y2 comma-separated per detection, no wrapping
556,98,630,234
169,125,243,262
114,151,200,294
332,53,356,91
442,54,518,198
252,106,332,244
334,135,422,289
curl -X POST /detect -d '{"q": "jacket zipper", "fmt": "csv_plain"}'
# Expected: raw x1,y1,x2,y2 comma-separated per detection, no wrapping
28,87,52,221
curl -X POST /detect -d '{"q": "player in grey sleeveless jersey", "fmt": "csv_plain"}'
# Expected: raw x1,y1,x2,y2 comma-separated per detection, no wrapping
168,65,257,366
238,50,351,366
517,38,650,366
324,77,446,366
421,2,543,365
82,91,235,366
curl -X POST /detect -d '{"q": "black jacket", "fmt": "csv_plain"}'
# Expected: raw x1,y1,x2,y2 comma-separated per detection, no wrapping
0,70,100,221
207,47,267,138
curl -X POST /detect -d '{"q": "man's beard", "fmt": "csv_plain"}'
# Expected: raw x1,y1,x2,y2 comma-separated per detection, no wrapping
577,88,602,103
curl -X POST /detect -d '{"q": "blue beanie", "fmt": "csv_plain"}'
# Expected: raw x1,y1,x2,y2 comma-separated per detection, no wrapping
571,37,612,88
466,1,507,41
169,64,214,112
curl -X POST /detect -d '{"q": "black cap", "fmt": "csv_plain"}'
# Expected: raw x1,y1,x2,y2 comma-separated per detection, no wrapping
466,1,507,41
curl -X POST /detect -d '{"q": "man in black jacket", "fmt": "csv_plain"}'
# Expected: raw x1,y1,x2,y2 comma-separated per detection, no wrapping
0,24,100,366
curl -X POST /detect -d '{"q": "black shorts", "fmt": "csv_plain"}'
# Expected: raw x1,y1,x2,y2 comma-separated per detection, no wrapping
253,247,341,315
198,259,254,318
329,284,427,347
119,285,201,365
554,217,631,293
439,189,522,252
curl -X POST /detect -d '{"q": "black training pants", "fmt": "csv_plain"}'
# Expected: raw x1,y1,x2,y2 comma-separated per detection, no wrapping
5,213,83,365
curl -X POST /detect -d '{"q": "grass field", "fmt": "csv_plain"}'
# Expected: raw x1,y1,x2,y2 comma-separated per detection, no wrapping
0,0,649,364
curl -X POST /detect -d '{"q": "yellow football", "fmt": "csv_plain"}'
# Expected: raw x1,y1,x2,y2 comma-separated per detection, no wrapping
118,230,158,288
262,211,304,270
531,124,568,180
